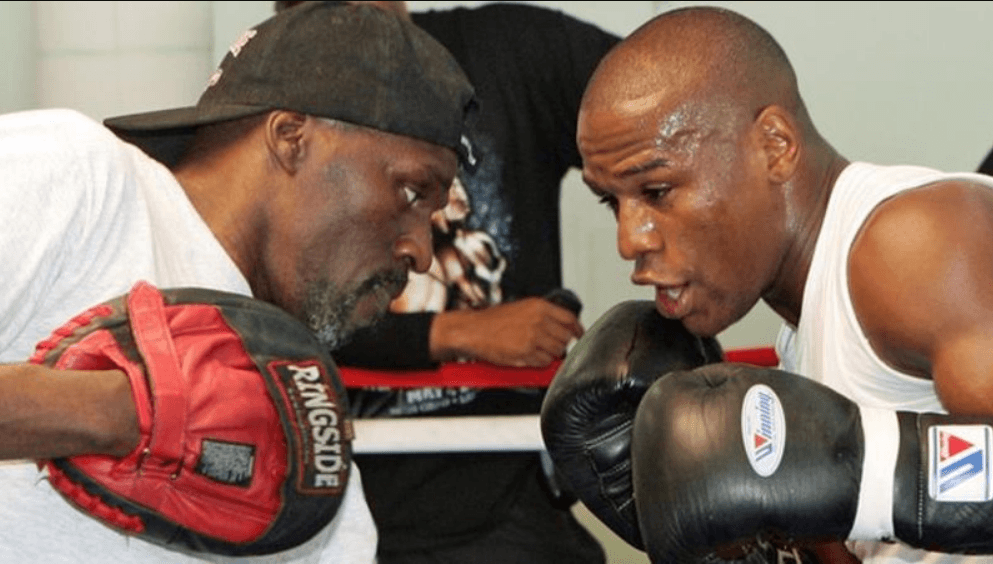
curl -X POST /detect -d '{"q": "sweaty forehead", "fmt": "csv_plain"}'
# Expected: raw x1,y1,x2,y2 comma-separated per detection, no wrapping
584,63,708,140
579,62,711,158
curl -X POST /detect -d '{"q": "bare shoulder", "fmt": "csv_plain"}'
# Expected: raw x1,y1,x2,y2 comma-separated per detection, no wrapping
848,179,993,378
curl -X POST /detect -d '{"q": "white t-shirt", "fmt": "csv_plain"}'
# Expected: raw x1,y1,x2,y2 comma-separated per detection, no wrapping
0,108,377,563
776,161,993,563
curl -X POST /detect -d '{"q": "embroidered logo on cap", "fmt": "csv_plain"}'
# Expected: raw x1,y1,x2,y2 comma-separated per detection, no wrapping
460,134,477,167
928,424,992,502
229,29,257,57
206,69,223,89
205,29,258,90
741,384,786,477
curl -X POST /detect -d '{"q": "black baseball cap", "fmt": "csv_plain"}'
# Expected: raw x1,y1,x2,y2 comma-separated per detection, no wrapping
104,1,479,169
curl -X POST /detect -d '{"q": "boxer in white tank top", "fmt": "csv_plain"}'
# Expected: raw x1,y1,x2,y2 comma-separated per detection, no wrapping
777,161,993,563
576,5,993,561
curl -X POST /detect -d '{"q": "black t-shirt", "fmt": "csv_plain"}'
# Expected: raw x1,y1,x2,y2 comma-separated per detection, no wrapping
332,3,619,552
979,145,993,175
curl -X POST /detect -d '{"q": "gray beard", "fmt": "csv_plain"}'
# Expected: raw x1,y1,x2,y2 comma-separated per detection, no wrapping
304,269,406,350
307,285,358,350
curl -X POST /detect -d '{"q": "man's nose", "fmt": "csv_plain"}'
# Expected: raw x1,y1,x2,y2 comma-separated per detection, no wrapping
617,200,662,261
394,218,434,274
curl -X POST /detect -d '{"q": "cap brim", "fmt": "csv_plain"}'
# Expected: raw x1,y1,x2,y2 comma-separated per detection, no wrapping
104,103,270,166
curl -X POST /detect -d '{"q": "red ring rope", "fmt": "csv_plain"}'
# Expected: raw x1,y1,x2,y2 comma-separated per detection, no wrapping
339,346,778,388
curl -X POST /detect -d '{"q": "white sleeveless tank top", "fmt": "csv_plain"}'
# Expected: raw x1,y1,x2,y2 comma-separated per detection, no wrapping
775,161,993,563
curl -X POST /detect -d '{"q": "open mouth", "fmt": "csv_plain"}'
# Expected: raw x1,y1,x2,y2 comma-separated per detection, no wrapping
657,284,687,318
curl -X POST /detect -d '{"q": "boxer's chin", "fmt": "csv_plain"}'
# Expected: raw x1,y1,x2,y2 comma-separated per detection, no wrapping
674,311,722,339
678,299,749,339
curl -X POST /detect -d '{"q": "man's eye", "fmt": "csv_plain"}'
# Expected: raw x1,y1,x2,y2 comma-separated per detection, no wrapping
643,186,672,203
403,186,421,205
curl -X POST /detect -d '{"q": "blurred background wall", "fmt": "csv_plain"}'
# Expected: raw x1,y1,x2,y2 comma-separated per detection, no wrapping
2,2,991,562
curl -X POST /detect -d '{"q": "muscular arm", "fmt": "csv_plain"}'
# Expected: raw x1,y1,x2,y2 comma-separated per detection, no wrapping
849,179,993,415
0,363,138,459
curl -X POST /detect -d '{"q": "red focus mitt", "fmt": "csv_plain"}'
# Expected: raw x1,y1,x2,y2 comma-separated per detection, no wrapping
29,280,352,556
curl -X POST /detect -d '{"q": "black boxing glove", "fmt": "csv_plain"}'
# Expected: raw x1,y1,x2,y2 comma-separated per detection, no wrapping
540,300,723,548
632,362,993,563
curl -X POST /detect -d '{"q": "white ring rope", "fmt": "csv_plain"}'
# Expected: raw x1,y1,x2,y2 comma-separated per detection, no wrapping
351,414,544,453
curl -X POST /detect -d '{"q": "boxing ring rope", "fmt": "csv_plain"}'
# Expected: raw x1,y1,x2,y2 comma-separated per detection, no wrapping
345,347,780,454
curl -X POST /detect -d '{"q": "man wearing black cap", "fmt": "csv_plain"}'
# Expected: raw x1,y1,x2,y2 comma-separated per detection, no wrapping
271,2,620,563
0,2,475,562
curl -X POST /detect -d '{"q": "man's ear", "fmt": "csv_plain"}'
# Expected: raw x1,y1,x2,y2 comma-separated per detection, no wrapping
265,111,308,174
755,105,800,184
